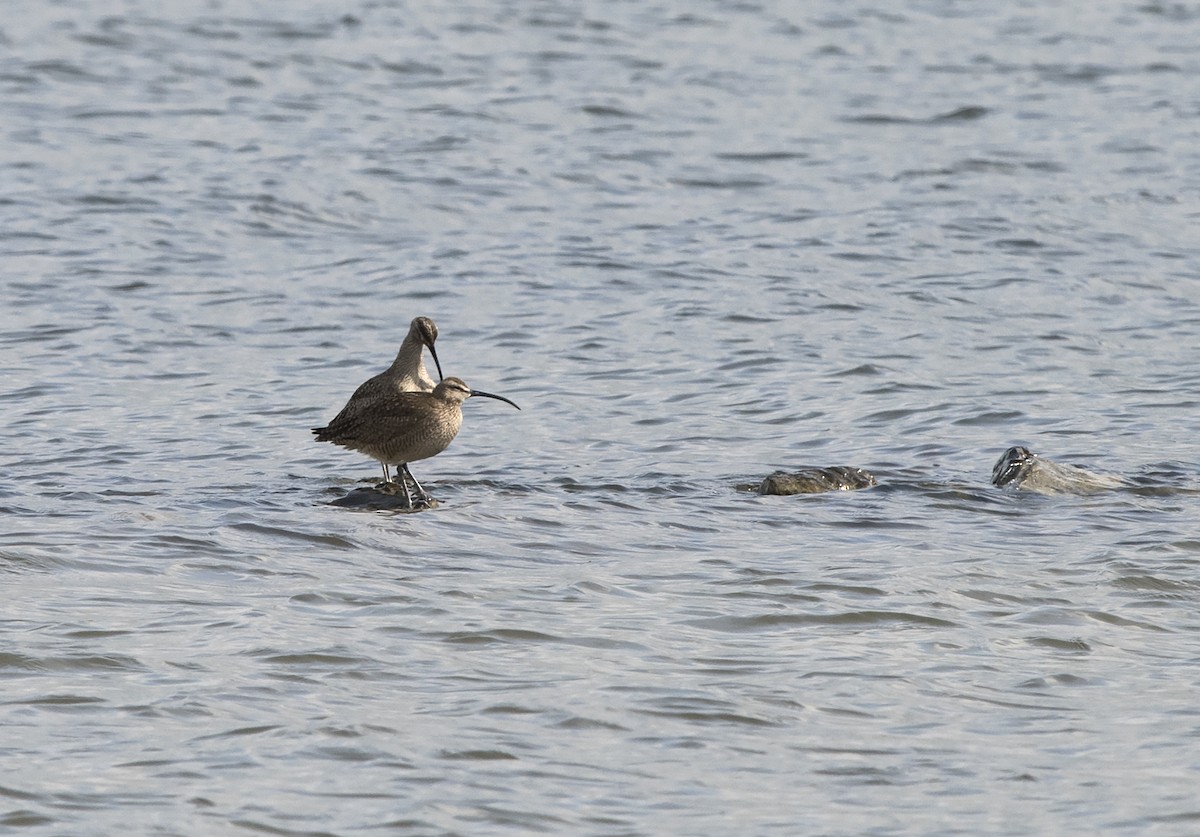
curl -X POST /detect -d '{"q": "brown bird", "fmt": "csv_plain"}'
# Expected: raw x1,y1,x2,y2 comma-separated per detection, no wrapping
317,316,444,485
313,376,520,508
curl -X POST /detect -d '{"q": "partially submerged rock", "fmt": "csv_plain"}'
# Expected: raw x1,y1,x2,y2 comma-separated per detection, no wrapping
329,482,440,511
991,446,1125,495
758,466,878,495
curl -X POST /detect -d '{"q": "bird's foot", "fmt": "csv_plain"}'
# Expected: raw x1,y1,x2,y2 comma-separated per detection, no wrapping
373,481,437,510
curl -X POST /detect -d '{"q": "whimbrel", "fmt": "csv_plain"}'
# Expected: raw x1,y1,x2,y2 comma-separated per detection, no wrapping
313,376,520,508
318,316,444,484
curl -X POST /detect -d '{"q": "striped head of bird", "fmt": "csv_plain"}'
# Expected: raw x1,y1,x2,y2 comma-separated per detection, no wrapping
435,376,520,410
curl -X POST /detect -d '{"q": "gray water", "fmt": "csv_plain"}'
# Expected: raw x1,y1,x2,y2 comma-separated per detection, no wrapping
3,1,1200,833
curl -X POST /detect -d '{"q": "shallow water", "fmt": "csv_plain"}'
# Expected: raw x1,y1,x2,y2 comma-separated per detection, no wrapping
3,0,1200,833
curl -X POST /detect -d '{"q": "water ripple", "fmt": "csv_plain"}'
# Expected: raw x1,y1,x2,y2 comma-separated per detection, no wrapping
2,0,1199,833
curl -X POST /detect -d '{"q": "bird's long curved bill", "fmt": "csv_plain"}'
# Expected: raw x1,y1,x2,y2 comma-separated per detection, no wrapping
427,344,445,382
470,389,520,410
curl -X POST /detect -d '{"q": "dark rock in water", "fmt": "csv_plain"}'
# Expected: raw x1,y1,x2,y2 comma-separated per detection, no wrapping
990,445,1035,487
758,466,877,495
991,446,1124,495
329,482,440,511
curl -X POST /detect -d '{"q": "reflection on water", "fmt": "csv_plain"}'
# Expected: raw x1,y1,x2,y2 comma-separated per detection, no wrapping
2,0,1200,833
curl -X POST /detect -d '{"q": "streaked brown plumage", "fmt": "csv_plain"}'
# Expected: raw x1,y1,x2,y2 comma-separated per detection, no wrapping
317,316,444,484
313,376,520,508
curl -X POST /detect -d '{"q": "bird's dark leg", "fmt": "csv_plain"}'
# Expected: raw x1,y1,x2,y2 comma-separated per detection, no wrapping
402,464,433,507
389,469,413,509
389,465,416,497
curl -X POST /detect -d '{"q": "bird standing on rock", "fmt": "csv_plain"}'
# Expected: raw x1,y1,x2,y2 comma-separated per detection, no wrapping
317,316,444,485
313,376,520,509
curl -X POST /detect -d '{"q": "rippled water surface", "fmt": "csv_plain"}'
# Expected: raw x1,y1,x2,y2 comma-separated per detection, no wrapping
4,1,1200,833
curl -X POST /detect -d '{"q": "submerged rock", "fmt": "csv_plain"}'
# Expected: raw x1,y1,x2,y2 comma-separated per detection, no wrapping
329,482,440,511
758,466,878,495
990,446,1125,495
